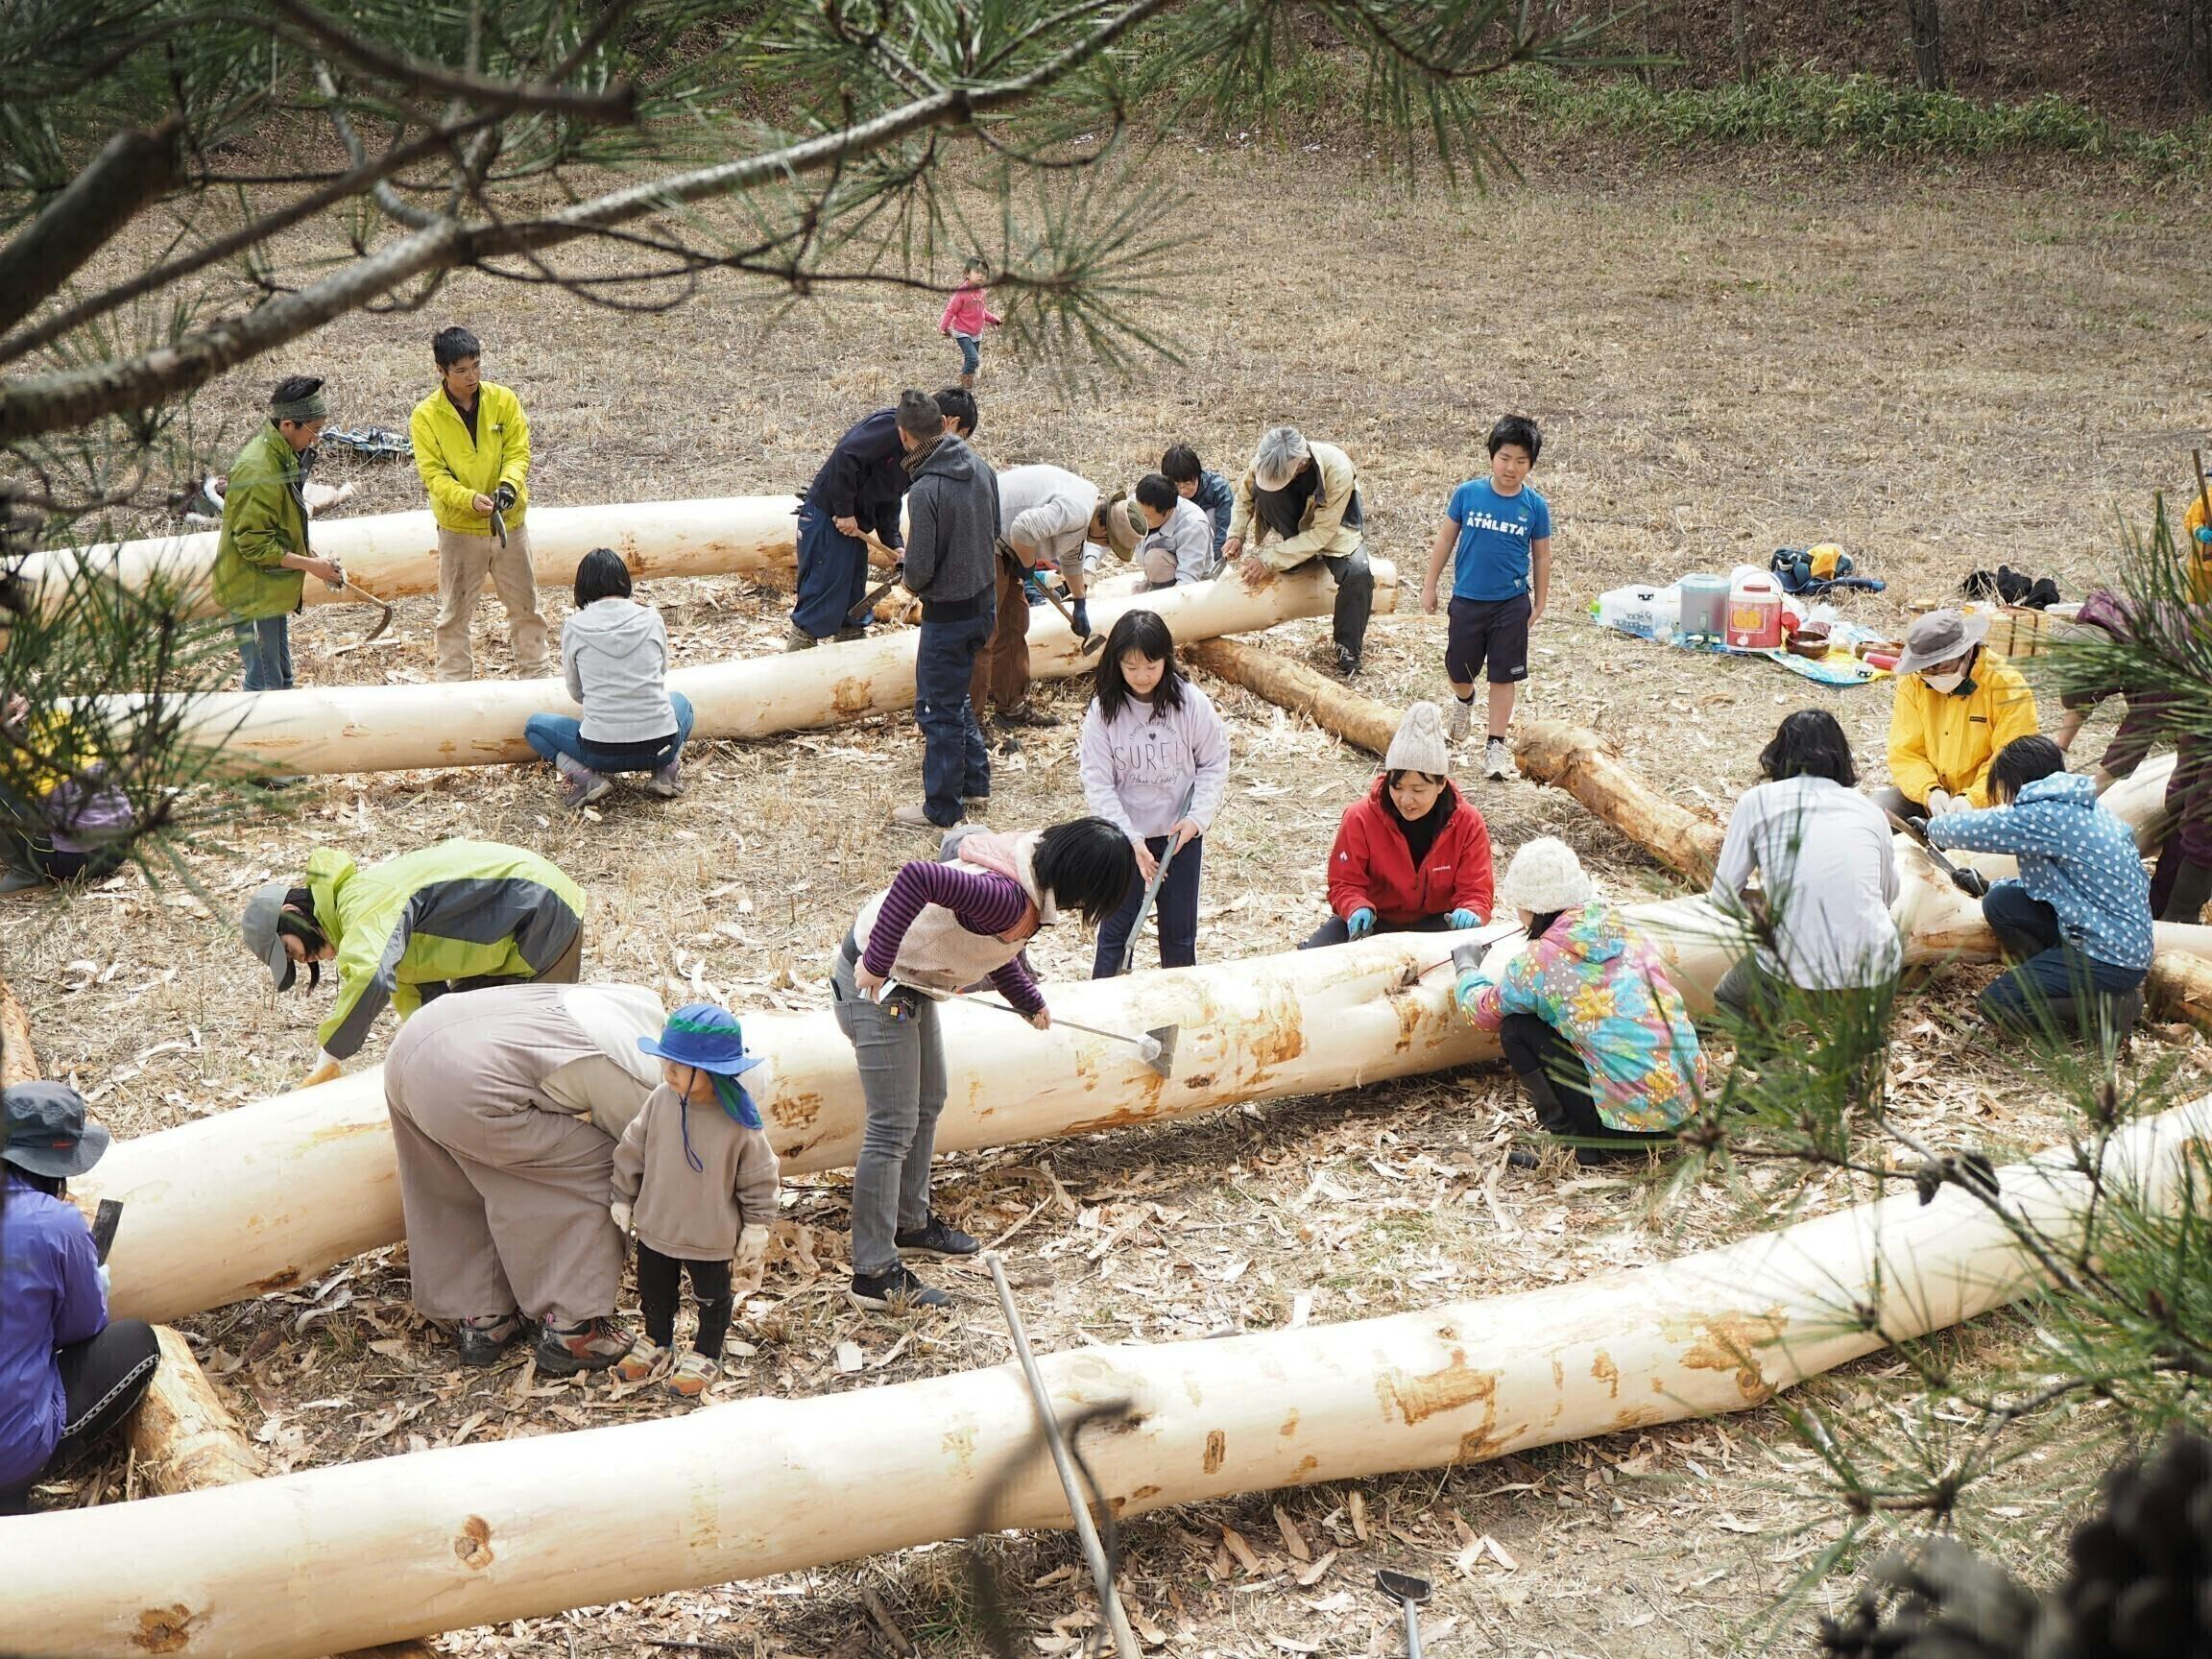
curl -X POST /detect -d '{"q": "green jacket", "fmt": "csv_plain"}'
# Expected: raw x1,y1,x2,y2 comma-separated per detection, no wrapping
410,382,531,535
306,839,586,1059
211,422,311,620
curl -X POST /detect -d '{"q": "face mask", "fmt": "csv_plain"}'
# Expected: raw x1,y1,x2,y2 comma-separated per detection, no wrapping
1921,670,1965,694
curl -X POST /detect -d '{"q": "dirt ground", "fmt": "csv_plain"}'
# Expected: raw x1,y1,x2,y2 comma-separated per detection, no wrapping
7,142,2212,1657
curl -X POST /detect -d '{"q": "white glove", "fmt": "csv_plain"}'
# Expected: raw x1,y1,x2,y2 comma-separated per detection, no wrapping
1926,787,1956,818
96,1263,111,1295
609,1201,633,1235
730,1222,772,1296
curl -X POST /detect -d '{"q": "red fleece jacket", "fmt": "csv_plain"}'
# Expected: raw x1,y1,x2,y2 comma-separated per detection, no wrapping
1326,777,1495,924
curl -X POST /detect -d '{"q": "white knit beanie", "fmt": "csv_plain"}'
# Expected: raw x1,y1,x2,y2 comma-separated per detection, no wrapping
1499,836,1593,914
1383,702,1452,777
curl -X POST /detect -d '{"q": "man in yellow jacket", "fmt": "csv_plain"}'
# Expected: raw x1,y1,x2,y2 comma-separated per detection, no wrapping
410,326,546,681
1222,425,1376,678
1877,609,2040,820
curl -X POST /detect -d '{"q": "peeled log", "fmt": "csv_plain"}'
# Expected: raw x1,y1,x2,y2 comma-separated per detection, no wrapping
1511,721,1725,885
13,496,805,620
1181,636,1404,757
1,975,38,1087
103,564,1393,777
125,1327,267,1495
12,1096,2209,1659
2147,953,2212,1033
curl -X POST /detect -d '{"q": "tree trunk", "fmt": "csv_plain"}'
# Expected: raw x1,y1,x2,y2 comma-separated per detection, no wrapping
1181,636,1405,757
2148,951,2212,1034
15,1098,2211,1659
1,974,39,1088
1731,0,1752,83
13,494,809,620
113,565,1393,778
1510,721,1727,885
1904,0,1945,90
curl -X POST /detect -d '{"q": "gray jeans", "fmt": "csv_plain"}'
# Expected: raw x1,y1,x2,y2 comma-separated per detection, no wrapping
831,954,947,1278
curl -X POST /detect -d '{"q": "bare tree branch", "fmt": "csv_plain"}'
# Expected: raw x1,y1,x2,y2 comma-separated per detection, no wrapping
0,117,185,336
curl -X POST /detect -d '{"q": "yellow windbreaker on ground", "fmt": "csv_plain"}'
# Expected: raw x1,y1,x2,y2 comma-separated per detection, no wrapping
2184,489,2211,603
409,382,531,535
1887,651,2040,808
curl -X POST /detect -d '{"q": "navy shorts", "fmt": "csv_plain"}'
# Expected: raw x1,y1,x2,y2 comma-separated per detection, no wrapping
1447,594,1531,685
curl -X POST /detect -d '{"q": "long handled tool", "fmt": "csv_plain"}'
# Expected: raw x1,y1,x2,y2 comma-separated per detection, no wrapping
843,532,909,628
324,567,396,651
1887,808,1989,899
1118,782,1196,975
908,984,1176,1077
1402,917,1525,988
1033,571,1105,656
1375,1568,1431,1658
984,1253,1142,1659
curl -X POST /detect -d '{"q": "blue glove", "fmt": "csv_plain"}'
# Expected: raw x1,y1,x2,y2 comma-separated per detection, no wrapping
1070,599,1092,637
1447,908,1479,930
1346,907,1377,939
2197,525,2212,545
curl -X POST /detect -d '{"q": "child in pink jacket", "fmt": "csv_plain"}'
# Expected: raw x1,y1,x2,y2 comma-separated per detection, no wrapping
939,256,1001,389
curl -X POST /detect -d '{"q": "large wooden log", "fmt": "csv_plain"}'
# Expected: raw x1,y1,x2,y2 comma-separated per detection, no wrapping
1181,636,1405,757
12,1096,2209,1659
1511,720,1726,884
1,974,38,1087
102,563,1395,777
2147,952,2212,1033
12,496,805,620
125,1327,265,1494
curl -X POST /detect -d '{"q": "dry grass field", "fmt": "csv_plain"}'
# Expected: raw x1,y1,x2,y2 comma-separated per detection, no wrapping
6,141,2211,1658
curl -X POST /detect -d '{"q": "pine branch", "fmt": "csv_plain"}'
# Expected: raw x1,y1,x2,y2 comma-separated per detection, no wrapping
0,117,184,335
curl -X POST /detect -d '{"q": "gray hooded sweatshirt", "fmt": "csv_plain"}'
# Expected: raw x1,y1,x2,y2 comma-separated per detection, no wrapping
902,436,1000,611
563,597,678,743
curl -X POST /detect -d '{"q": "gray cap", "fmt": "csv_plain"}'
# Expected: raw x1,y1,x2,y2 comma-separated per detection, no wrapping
242,879,298,990
2,1081,109,1179
1895,608,1990,676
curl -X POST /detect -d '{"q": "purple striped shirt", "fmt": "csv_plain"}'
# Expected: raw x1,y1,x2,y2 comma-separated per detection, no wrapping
864,860,1044,1016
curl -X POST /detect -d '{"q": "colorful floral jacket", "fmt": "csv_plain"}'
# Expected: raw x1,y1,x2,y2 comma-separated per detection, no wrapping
1455,900,1704,1132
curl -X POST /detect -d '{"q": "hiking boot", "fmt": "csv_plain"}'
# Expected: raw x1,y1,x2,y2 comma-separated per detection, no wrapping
996,703,1060,730
555,755,612,811
895,1214,980,1260
451,1311,524,1368
1447,697,1472,744
834,626,867,643
1334,645,1362,679
890,803,955,832
664,1351,719,1400
847,1264,951,1312
0,867,45,896
612,1337,668,1385
642,757,684,800
1485,737,1511,781
784,625,819,652
535,1317,635,1375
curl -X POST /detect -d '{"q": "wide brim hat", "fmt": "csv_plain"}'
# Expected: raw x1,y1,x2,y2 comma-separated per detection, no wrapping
1895,608,1990,676
637,1000,766,1077
241,879,297,990
1093,491,1142,558
2,1081,109,1179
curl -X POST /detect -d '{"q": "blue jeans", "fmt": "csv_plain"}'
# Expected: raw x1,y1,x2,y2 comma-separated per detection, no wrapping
523,693,694,775
1093,834,1203,976
233,614,294,691
915,608,994,826
952,332,981,374
1980,883,2144,1033
791,502,872,640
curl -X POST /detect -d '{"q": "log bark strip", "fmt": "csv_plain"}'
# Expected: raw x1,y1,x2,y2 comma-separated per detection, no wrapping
1,975,39,1088
1181,636,1404,757
12,1098,2209,1659
1510,720,1726,885
104,563,1394,777
13,494,805,620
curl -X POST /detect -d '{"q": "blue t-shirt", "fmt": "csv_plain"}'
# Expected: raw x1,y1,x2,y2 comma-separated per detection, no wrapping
1446,478,1551,602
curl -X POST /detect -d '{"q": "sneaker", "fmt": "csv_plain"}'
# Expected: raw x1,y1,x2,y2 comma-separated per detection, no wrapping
535,1317,635,1376
664,1351,719,1400
1334,645,1362,679
0,867,45,896
996,704,1061,730
847,1264,951,1311
557,758,612,811
1504,1146,1540,1171
250,774,304,791
784,625,819,652
895,1214,981,1259
1484,737,1511,781
1446,697,1472,744
612,1337,668,1384
451,1311,524,1368
642,757,684,800
890,803,955,832
964,796,990,819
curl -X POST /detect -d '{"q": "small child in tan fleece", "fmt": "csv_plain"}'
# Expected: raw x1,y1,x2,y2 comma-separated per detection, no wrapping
610,1002,780,1399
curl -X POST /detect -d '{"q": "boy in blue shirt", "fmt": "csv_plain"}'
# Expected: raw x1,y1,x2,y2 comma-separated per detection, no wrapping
1161,444,1234,567
1422,415,1552,780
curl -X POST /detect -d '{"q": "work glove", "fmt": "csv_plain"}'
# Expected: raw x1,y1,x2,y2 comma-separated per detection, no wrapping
730,1222,773,1297
1346,907,1376,940
492,481,517,514
609,1201,633,1235
300,1052,342,1090
1450,942,1485,976
96,1263,111,1295
1447,908,1479,930
1926,787,1956,818
1070,598,1092,637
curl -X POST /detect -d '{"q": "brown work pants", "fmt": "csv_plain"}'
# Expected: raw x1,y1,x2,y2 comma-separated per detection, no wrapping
969,548,1031,718
435,522,549,681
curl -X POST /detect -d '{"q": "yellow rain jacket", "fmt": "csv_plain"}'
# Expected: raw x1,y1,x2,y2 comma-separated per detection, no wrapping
2183,490,2211,603
409,382,531,536
1886,650,2039,808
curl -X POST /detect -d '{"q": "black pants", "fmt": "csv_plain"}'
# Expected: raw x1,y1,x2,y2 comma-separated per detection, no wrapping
1299,912,1452,950
1497,1013,1675,1162
0,1318,160,1513
636,1243,734,1359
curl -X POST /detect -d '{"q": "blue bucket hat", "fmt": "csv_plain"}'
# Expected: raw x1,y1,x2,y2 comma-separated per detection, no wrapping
638,1002,766,1133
